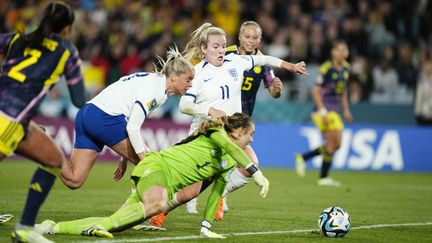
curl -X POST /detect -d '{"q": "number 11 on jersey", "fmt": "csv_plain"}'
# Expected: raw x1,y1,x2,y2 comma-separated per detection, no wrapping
220,85,230,99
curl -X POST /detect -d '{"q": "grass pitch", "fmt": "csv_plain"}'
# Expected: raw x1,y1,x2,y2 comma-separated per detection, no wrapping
1,160,431,242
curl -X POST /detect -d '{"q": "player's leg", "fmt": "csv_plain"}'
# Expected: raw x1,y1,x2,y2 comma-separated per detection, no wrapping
60,148,98,189
295,113,327,177
60,104,109,189
183,181,204,214
136,181,206,230
95,176,168,234
110,138,141,164
13,121,65,242
317,130,342,187
217,145,257,219
317,112,343,186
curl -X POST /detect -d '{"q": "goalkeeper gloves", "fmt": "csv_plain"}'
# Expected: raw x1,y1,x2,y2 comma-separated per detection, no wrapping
200,220,225,238
245,163,269,197
252,170,269,198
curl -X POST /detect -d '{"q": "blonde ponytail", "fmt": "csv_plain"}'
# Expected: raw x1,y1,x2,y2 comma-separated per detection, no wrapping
183,23,226,62
155,45,194,77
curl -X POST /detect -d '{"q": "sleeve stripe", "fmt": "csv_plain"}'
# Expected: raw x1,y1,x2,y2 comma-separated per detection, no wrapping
184,93,197,103
135,101,147,117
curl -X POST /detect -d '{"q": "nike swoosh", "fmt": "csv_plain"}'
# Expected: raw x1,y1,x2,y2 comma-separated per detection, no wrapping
204,78,212,82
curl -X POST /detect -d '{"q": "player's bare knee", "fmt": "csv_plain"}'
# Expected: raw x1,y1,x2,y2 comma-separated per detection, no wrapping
64,178,85,190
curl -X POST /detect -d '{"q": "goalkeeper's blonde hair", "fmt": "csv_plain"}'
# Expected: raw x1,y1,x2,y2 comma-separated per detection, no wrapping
155,45,194,77
193,113,253,136
183,23,226,62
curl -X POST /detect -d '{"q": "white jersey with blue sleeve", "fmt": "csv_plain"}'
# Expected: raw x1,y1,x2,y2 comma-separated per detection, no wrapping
180,53,256,133
88,72,167,153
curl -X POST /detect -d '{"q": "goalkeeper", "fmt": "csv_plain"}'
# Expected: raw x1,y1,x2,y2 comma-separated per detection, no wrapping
37,113,269,239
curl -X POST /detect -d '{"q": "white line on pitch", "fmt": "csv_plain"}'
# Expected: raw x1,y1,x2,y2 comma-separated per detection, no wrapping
72,221,432,243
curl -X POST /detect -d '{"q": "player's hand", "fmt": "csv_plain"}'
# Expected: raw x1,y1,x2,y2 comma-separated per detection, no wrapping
344,110,353,122
252,170,269,198
208,107,226,118
200,220,225,238
293,61,309,75
271,77,283,90
114,157,128,181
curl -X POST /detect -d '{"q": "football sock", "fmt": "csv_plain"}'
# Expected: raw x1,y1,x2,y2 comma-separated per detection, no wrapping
57,202,146,235
166,193,181,212
223,168,251,197
98,201,146,232
57,217,104,234
20,168,56,226
302,145,324,161
320,150,334,178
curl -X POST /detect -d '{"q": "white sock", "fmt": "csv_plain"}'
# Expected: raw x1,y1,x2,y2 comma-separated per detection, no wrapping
223,168,251,197
185,197,198,213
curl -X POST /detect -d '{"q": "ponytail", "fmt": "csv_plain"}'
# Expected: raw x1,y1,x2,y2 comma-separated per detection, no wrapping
24,1,75,48
154,45,194,77
183,23,225,62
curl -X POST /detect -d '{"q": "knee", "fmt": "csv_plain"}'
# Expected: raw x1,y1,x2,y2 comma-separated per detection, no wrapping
154,200,167,213
63,178,85,190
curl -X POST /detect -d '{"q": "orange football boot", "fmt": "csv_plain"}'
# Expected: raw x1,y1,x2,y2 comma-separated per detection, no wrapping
149,213,167,227
214,197,225,221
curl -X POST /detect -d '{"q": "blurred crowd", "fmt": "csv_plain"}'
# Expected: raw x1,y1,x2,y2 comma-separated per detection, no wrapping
1,0,432,123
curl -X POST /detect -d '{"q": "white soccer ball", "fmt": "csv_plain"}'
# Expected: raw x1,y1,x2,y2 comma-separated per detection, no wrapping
317,206,351,237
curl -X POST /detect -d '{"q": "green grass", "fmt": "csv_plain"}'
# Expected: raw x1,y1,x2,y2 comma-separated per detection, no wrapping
1,160,432,242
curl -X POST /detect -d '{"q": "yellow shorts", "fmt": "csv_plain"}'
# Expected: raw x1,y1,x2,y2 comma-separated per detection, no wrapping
312,111,344,132
0,114,25,156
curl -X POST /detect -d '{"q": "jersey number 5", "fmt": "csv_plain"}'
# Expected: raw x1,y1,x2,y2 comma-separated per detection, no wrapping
8,48,42,83
242,77,253,91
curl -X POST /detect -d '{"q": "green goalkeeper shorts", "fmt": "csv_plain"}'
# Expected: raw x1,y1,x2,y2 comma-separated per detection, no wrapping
131,154,173,201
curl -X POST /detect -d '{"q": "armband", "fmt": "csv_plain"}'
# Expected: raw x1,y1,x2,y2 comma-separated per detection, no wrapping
245,163,259,175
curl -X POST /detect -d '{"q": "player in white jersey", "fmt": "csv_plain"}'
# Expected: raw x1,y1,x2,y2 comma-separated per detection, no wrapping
136,23,308,234
183,53,256,133
178,23,307,215
59,47,194,189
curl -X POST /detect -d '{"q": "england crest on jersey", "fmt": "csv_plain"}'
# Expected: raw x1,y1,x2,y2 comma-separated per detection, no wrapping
228,68,238,79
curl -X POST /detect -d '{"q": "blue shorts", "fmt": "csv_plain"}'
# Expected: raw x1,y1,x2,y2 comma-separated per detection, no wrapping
74,103,128,152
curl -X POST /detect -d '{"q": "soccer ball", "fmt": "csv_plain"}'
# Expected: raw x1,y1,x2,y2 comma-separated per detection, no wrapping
317,206,350,237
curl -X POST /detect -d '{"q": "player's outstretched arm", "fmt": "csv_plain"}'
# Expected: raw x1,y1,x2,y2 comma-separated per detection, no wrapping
209,129,270,197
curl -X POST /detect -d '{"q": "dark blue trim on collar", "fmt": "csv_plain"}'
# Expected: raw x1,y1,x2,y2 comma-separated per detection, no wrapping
184,93,197,103
202,61,208,68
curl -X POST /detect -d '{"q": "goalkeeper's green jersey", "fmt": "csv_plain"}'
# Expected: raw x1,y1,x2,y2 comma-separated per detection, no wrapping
131,126,252,221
